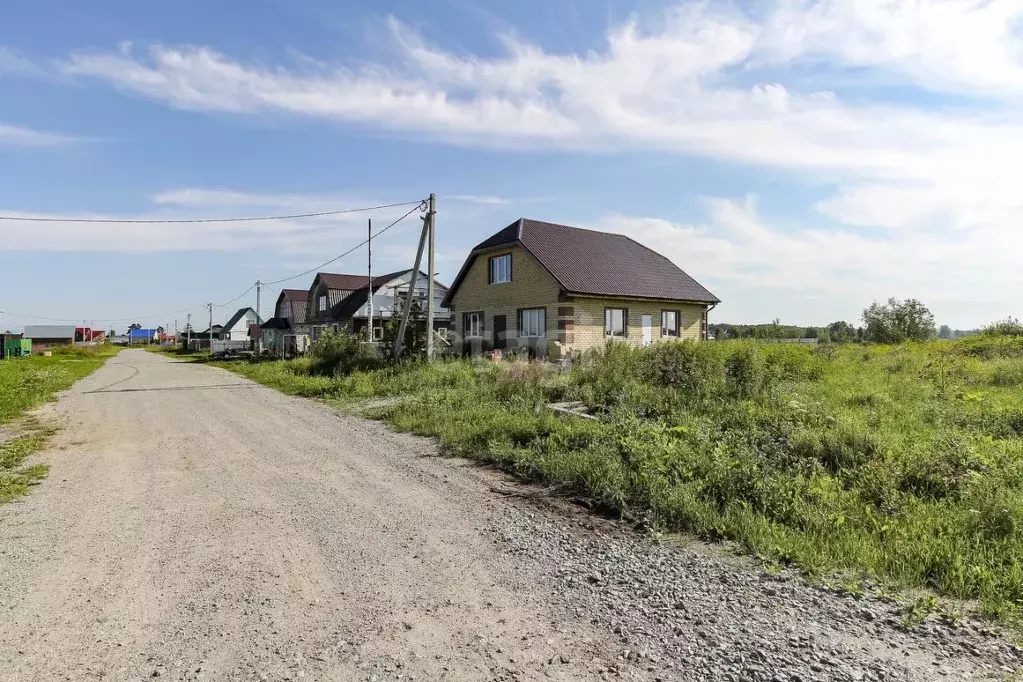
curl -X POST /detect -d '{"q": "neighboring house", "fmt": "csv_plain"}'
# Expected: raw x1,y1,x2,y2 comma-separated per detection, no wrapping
75,327,105,342
260,289,312,355
23,325,76,350
220,308,262,342
195,324,224,338
129,328,159,344
442,218,719,357
325,269,450,340
308,273,369,325
311,269,450,341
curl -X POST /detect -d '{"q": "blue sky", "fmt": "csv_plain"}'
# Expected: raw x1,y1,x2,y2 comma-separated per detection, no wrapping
1,0,1021,332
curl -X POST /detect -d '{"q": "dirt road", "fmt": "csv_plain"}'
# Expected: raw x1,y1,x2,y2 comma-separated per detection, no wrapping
1,350,1020,682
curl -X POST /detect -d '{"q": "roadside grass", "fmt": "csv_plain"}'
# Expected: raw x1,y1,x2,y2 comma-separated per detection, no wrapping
215,337,1023,624
0,345,120,503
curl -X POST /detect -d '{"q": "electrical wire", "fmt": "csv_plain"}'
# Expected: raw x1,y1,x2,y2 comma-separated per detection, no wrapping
213,283,256,309
262,200,427,285
0,200,425,224
0,200,428,326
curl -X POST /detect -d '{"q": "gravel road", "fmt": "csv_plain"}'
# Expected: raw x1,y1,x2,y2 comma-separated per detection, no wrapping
0,349,1019,682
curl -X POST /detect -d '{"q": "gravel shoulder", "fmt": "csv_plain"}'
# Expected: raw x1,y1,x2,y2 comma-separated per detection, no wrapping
0,349,1019,682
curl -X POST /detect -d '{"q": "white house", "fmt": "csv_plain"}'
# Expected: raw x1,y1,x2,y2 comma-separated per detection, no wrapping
221,308,262,342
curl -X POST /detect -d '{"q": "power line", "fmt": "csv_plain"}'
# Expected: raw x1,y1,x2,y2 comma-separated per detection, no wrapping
213,283,256,309
0,199,428,326
0,200,425,224
263,201,427,285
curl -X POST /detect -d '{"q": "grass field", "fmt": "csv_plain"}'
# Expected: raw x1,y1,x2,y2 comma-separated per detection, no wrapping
216,336,1023,622
0,345,120,502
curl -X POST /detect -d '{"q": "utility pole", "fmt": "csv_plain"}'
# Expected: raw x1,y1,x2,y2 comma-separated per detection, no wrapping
208,303,214,355
367,218,373,343
187,313,192,350
255,280,262,353
426,193,437,360
393,207,430,361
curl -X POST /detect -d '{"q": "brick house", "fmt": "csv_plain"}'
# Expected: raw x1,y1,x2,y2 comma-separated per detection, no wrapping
442,218,719,357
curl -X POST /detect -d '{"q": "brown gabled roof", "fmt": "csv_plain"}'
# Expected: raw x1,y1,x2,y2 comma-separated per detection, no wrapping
443,218,719,306
317,272,371,291
325,269,421,321
278,288,309,324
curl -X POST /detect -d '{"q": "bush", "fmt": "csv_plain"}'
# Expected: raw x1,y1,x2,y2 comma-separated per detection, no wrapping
307,329,384,377
725,343,767,398
982,317,1023,337
641,340,725,397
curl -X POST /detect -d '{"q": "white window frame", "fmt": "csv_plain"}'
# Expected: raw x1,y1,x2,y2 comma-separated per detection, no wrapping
662,310,680,338
372,325,384,341
318,295,328,312
489,254,512,284
605,308,627,338
464,312,483,338
518,308,546,338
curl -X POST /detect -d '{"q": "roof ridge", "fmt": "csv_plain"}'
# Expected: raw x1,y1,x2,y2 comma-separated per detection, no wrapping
520,217,627,239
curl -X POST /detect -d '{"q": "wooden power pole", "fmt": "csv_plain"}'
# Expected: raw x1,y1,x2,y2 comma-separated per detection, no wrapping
393,199,431,361
425,193,437,360
367,218,373,342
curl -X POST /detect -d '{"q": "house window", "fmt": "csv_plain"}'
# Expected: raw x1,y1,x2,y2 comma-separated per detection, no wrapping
489,254,512,284
605,308,627,337
372,326,384,341
518,308,546,338
318,295,327,312
463,312,483,338
662,310,680,337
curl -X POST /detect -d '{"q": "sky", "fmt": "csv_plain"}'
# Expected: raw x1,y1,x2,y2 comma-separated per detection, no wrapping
1,0,1021,332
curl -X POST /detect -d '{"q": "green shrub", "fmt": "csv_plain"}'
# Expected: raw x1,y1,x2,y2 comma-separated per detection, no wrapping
641,340,725,397
981,317,1023,337
307,329,384,377
725,343,767,398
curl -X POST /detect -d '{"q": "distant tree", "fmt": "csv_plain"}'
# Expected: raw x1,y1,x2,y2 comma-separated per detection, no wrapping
803,326,819,339
827,321,856,343
128,323,142,332
817,328,832,344
862,298,936,343
109,329,116,338
938,324,952,340
981,317,1023,337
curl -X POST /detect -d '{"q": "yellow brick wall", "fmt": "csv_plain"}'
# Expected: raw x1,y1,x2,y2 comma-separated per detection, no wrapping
563,297,707,353
449,245,562,346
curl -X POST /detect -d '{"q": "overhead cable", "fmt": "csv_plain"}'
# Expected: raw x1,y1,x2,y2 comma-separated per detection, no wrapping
0,200,425,224
262,200,427,285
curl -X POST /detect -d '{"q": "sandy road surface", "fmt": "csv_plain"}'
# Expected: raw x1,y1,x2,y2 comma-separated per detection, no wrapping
2,350,1021,682
0,350,632,681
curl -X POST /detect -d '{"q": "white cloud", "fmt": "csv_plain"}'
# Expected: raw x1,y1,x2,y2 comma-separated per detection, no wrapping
0,46,44,77
0,122,80,146
758,0,1023,97
0,189,419,254
594,198,1023,327
51,4,1023,233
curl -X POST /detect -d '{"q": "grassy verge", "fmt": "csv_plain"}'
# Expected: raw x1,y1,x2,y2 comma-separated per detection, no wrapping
214,337,1023,623
0,345,120,502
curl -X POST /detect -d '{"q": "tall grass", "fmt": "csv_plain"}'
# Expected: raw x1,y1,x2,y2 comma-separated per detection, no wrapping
0,345,121,424
218,338,1023,622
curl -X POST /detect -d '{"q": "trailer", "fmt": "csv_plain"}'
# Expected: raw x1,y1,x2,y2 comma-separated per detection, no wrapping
0,334,31,359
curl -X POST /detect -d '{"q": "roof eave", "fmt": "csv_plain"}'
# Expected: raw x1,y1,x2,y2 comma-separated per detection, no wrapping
564,290,720,305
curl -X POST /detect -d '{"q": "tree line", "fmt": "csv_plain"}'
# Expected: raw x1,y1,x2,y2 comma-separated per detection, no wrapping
711,298,1014,344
